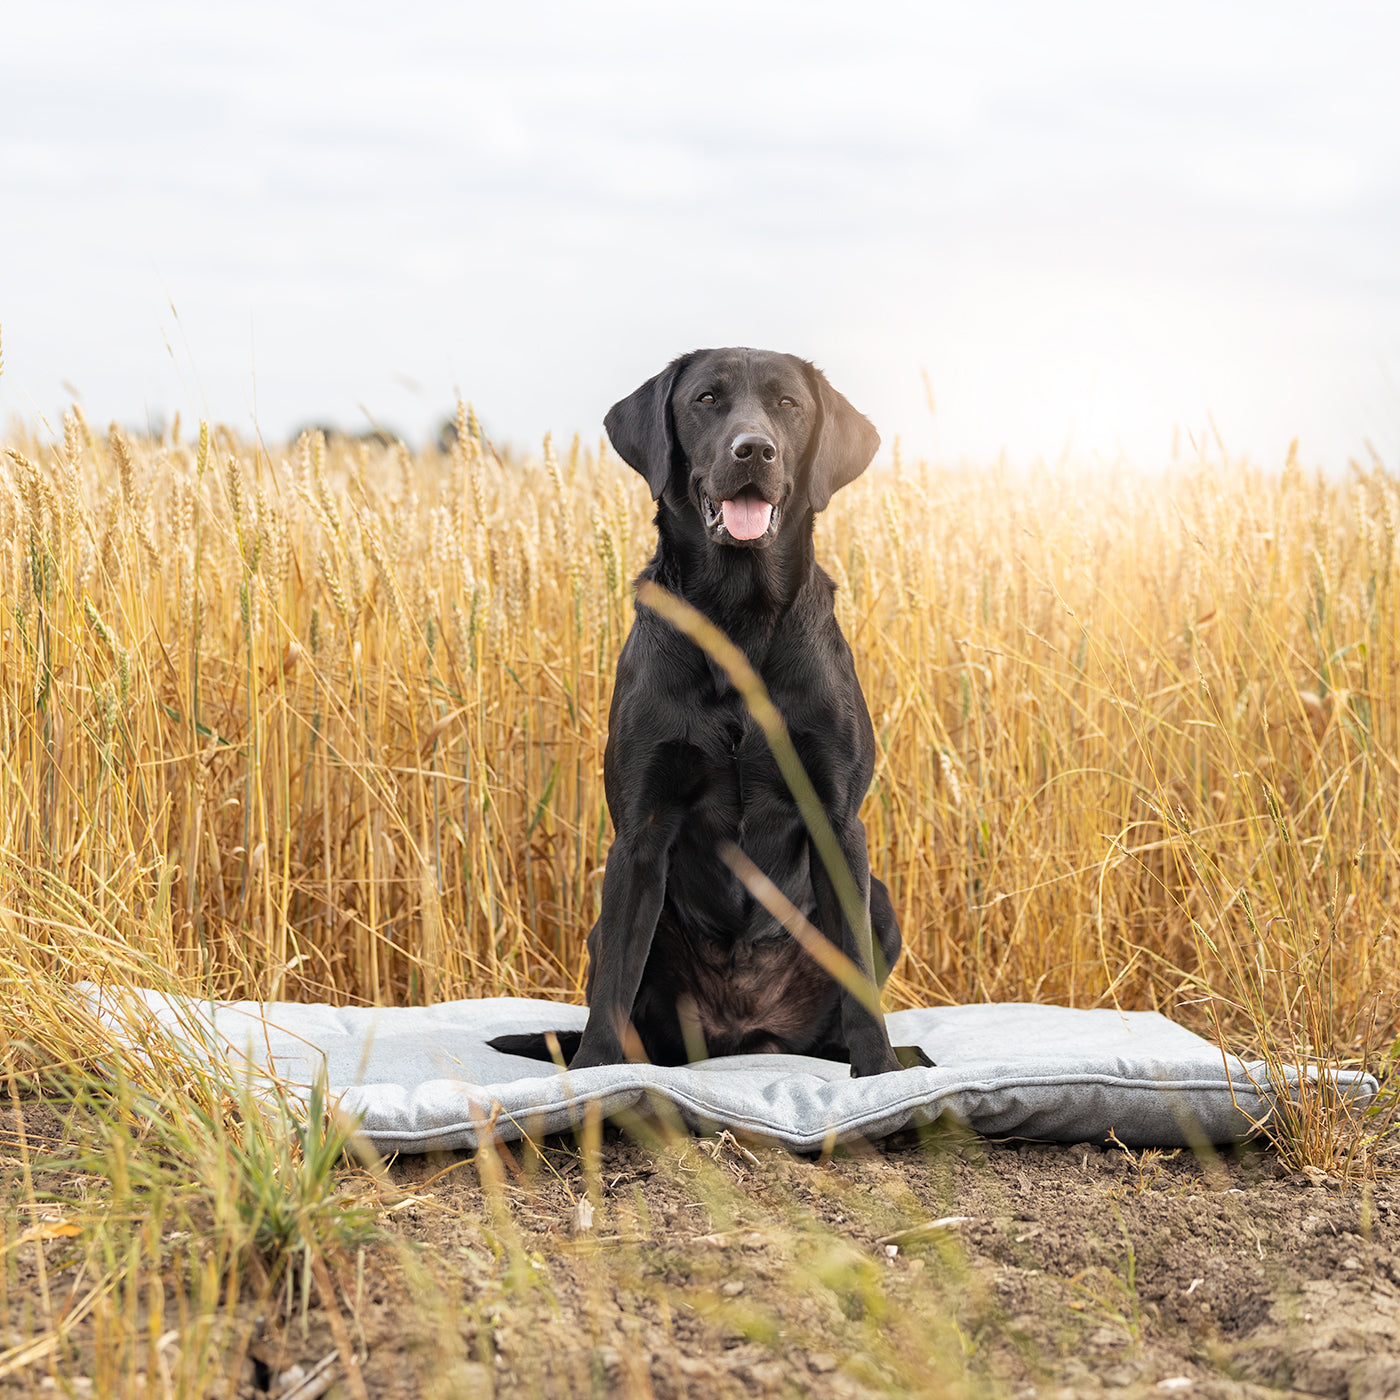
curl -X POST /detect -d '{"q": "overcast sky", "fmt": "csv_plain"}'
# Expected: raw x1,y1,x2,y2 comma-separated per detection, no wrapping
3,1,1398,468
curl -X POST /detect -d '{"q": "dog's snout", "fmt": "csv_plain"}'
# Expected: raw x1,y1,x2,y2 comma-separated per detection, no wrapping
731,433,777,466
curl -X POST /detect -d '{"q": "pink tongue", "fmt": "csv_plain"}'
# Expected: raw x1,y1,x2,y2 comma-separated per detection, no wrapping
721,493,773,540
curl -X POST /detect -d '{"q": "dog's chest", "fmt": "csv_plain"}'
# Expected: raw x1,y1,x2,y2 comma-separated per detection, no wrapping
693,709,793,836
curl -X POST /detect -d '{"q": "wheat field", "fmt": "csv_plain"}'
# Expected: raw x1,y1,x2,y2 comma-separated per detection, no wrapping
1,410,1397,1080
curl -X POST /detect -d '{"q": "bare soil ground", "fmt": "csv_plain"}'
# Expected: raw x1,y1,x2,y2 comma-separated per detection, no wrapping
5,1104,1399,1399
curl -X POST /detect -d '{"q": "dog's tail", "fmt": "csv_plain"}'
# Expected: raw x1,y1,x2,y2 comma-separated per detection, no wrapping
487,1030,583,1064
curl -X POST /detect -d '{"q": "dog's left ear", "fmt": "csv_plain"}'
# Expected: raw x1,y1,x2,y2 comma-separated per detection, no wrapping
604,354,692,500
803,363,881,513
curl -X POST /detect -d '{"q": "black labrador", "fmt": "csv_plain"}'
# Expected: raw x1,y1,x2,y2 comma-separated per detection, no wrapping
490,348,927,1076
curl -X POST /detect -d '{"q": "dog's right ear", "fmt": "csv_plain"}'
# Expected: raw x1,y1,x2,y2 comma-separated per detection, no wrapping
604,354,692,500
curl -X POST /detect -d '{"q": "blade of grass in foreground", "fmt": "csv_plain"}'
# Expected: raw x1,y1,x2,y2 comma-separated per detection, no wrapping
720,842,881,1017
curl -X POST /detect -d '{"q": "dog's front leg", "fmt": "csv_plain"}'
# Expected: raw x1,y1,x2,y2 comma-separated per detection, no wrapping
571,817,679,1069
810,818,904,1077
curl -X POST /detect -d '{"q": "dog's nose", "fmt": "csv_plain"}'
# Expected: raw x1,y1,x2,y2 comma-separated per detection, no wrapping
731,433,777,465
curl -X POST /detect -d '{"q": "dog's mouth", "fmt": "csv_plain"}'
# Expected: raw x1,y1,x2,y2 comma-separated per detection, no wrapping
701,486,780,545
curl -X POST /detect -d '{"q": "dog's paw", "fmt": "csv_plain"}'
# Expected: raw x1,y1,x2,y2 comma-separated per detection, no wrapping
850,1044,934,1076
850,1050,906,1077
566,1044,623,1071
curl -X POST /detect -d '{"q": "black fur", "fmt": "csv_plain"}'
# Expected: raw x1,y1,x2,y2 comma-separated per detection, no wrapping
488,349,930,1075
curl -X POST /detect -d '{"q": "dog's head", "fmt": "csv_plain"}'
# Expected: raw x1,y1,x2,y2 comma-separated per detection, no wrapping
604,348,880,549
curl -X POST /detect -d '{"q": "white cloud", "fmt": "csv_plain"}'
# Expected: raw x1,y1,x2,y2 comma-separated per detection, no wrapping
2,0,1397,467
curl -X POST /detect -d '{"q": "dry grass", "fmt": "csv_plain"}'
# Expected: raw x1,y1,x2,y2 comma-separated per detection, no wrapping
2,406,1399,1395
1,411,1397,1087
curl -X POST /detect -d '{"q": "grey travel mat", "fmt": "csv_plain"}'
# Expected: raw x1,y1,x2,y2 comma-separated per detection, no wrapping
96,991,1378,1155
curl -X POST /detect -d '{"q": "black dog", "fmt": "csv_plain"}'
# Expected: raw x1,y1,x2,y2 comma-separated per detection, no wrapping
490,349,925,1076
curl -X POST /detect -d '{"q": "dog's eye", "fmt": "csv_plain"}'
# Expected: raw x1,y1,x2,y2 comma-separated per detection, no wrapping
779,396,797,408
697,392,715,405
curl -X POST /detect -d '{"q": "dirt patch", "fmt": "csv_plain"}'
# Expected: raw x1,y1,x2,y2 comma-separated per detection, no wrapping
363,1129,1400,1399
5,1102,1399,1398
